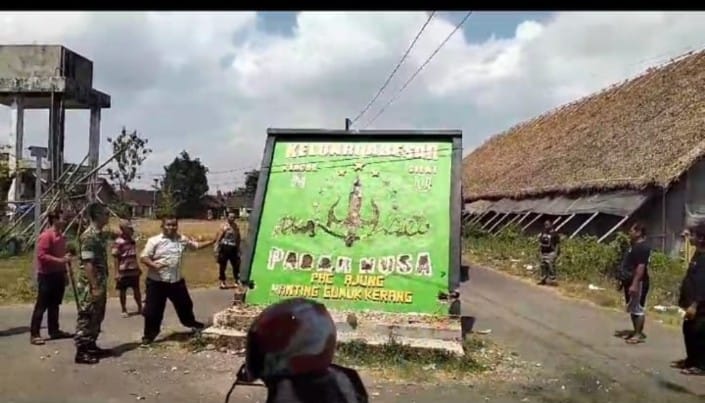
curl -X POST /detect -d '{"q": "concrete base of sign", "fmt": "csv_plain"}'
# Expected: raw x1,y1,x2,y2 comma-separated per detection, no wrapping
205,303,464,355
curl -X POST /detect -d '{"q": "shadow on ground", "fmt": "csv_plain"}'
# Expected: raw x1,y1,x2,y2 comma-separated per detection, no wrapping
0,326,29,337
106,330,203,359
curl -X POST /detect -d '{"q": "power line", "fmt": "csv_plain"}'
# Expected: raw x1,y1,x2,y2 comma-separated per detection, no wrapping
362,11,473,129
350,11,437,127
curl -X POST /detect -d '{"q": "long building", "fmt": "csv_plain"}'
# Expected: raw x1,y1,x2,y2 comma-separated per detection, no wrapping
462,50,705,255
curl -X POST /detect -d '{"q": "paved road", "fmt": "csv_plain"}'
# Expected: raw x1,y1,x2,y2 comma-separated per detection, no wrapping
1,266,704,403
0,288,494,403
461,265,705,403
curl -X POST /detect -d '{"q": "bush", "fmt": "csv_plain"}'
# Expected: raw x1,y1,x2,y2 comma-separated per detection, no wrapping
464,223,685,307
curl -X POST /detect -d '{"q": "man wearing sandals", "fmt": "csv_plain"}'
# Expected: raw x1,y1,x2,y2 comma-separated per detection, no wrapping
112,220,143,318
673,221,705,375
29,209,74,345
617,223,651,345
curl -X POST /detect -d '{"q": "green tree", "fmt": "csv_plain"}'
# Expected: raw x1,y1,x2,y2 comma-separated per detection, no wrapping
155,184,178,219
105,128,152,218
162,151,209,218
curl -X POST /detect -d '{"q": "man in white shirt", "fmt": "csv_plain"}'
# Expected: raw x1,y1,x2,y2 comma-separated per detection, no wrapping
139,215,216,346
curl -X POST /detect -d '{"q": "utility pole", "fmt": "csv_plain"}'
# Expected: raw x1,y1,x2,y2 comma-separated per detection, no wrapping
28,146,48,246
345,118,352,131
152,177,160,218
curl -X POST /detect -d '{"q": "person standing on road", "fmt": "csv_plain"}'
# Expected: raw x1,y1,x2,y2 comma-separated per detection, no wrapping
74,202,112,364
139,215,216,347
538,220,560,286
112,219,143,318
214,211,242,289
617,222,652,345
29,208,74,345
673,221,705,375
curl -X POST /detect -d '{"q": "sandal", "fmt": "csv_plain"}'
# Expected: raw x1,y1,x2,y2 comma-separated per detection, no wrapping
625,336,646,344
30,336,45,345
681,367,705,376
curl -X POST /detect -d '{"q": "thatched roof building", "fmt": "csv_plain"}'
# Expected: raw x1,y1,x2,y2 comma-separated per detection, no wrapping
463,49,705,253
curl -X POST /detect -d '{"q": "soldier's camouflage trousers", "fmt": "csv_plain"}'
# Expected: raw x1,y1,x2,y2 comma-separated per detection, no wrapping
74,282,107,348
540,252,558,281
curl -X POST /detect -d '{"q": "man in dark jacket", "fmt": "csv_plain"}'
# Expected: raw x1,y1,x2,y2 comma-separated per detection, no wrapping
673,221,705,375
618,222,652,345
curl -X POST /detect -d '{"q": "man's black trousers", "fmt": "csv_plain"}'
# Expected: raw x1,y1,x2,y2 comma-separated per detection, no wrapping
217,245,240,282
683,316,705,369
142,278,200,341
30,272,66,337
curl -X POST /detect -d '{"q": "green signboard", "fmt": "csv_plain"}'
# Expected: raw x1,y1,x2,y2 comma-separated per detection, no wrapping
242,130,462,315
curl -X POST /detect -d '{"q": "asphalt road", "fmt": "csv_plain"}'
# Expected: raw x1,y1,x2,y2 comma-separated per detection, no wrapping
461,265,705,403
0,266,703,403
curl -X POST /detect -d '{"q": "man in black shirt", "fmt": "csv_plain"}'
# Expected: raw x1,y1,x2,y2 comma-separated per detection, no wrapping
619,223,651,345
538,220,560,286
673,221,705,375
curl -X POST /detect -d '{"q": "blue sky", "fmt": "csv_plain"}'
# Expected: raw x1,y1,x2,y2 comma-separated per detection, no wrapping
256,11,554,42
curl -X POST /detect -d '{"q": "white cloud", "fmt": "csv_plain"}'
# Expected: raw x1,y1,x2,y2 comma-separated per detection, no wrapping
2,11,705,191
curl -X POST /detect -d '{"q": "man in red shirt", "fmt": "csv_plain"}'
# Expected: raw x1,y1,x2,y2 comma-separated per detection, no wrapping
30,208,74,345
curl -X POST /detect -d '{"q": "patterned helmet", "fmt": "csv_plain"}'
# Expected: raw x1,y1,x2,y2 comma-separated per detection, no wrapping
244,298,337,381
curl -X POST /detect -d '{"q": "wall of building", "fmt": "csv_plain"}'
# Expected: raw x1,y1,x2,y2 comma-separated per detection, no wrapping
464,162,705,257
0,45,63,79
628,158,705,257
686,157,705,227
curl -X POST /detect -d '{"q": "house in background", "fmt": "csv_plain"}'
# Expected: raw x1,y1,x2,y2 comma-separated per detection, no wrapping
199,194,226,220
121,188,159,218
225,191,253,218
196,191,254,220
462,50,705,256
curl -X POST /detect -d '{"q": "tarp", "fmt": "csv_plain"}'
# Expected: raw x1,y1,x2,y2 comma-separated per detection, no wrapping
467,190,649,217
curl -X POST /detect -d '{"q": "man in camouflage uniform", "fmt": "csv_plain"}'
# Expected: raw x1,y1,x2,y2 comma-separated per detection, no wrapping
74,202,111,364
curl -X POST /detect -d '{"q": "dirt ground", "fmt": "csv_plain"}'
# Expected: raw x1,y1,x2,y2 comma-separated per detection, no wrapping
1,264,705,402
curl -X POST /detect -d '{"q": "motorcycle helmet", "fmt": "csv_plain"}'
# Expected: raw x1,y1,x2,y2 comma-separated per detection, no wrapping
243,297,337,382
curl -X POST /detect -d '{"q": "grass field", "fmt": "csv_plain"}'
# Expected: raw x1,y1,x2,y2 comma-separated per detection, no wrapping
0,218,250,305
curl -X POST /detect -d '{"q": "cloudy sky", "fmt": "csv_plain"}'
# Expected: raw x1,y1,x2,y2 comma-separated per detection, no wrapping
1,11,705,192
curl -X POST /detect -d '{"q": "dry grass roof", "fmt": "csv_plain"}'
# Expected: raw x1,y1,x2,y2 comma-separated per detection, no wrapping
462,49,705,202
